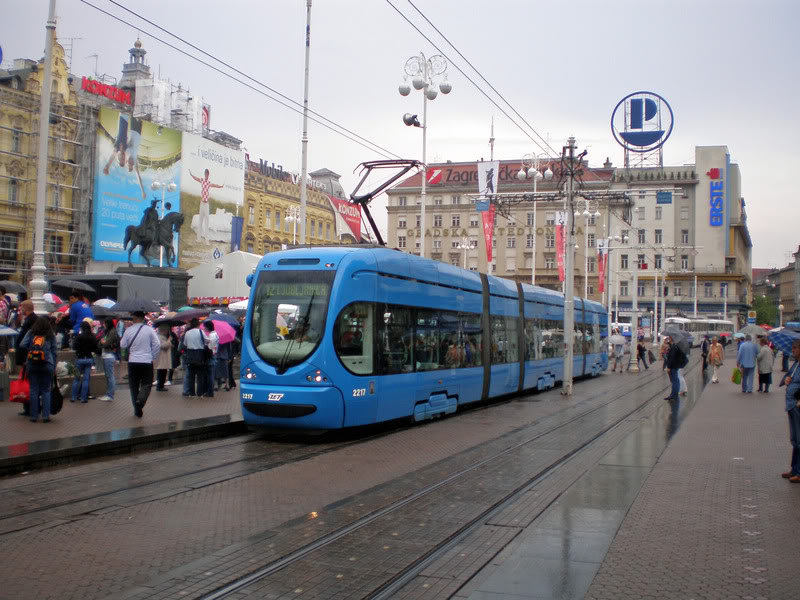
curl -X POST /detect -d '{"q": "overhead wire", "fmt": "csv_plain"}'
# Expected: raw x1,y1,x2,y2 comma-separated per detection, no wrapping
79,0,403,161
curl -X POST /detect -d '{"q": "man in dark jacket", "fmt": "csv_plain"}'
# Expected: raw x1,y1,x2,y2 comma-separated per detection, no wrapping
701,336,710,371
14,299,36,417
664,336,685,401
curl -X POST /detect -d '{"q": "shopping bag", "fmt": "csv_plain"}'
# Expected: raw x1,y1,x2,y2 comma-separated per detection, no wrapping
647,349,656,363
9,376,30,403
50,374,64,415
731,367,742,385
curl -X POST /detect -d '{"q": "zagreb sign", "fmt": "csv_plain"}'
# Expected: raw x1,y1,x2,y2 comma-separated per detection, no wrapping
611,91,673,153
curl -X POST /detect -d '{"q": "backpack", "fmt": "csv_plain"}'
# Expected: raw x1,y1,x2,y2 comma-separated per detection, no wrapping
28,335,48,365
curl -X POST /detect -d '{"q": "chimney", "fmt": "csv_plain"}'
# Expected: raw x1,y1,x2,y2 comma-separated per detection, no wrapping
603,157,613,169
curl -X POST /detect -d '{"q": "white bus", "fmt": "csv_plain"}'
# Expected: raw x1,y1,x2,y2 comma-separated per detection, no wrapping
663,317,735,346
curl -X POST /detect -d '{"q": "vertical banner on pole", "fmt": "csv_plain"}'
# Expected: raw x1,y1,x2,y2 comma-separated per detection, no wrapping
597,237,608,292
556,210,566,282
477,160,499,197
230,216,244,252
482,204,496,263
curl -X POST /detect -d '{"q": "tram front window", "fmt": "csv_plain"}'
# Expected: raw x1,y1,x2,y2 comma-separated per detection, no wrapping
250,270,334,371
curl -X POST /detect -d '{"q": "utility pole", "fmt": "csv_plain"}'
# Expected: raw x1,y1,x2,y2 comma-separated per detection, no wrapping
562,137,577,395
298,0,312,245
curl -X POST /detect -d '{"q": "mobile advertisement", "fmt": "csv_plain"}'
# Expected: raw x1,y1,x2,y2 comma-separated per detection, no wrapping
178,133,245,269
92,107,182,266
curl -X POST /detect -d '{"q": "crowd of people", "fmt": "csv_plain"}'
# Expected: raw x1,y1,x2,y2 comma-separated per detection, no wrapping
5,288,242,423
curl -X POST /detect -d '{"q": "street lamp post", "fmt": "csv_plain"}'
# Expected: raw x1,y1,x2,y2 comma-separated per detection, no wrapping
779,303,785,327
458,236,470,269
572,198,600,299
286,205,300,245
516,154,552,286
399,52,451,259
151,181,176,267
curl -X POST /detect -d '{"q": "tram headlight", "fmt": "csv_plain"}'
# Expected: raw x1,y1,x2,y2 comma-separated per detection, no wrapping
305,368,329,384
244,368,258,380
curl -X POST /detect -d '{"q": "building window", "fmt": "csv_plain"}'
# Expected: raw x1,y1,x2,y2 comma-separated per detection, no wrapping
588,214,596,226
704,282,713,297
587,285,594,296
452,195,461,204
275,210,281,231
526,234,534,248
326,223,331,240
545,233,555,248
398,196,407,206
620,229,629,243
433,215,442,227
398,236,406,249
587,233,595,248
310,219,315,238
638,229,645,244
433,240,441,250
248,205,255,225
689,285,695,298
654,229,662,244
638,206,645,220
284,214,290,232
638,254,646,269
545,212,555,226
451,214,460,227
492,238,497,248
655,206,662,220
681,254,689,270
12,128,22,154
264,209,271,228
318,221,323,238
545,255,555,269
451,258,459,266
681,229,689,244
680,206,689,220
620,281,629,297
469,238,478,248
8,179,19,204
416,215,421,228
433,196,443,206
451,241,460,249
415,241,420,249
526,212,535,226
655,254,662,269
491,262,497,273
246,239,254,252
638,282,645,297
588,257,596,272
674,284,682,297
621,254,628,270
0,231,19,261
398,216,407,229
47,234,63,261
470,216,479,227
721,283,728,297
507,237,516,248
50,185,60,209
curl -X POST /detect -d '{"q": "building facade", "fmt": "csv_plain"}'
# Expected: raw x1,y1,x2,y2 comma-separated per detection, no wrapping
385,146,753,325
752,258,797,325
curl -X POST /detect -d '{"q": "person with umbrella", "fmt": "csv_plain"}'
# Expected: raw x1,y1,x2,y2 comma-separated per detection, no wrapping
202,320,218,397
14,299,36,417
778,339,800,483
120,310,160,418
609,329,626,373
736,334,759,393
709,336,725,384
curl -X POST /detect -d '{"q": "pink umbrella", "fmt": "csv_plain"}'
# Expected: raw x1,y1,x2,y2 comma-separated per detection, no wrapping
212,320,236,344
43,292,62,305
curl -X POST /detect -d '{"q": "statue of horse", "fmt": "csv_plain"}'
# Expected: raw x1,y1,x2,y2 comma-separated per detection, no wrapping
124,212,184,267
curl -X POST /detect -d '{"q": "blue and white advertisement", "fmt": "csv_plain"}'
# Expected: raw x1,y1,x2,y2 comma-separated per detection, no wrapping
92,107,183,266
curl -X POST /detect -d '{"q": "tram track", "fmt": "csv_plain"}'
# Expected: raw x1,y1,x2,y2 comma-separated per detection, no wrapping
186,362,689,600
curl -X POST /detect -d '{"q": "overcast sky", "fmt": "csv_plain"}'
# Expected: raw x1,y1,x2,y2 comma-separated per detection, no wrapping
4,0,799,268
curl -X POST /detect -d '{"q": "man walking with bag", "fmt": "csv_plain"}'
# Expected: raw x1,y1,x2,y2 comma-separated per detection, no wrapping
737,334,758,394
120,311,159,418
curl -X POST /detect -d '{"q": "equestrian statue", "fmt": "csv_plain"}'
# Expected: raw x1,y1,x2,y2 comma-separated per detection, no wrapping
123,198,185,267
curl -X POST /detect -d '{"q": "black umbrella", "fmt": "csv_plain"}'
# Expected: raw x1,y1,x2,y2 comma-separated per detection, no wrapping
152,317,185,328
90,305,117,318
52,279,96,294
207,312,240,327
662,328,691,355
173,308,211,322
0,280,27,294
113,298,161,314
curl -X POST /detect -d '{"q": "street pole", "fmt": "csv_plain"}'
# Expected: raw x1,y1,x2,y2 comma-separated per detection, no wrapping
29,0,57,315
532,176,537,286
628,267,640,372
661,274,667,327
654,270,659,342
693,273,698,318
159,188,165,267
298,0,312,245
420,74,428,259
562,137,576,395
723,284,727,320
584,216,589,299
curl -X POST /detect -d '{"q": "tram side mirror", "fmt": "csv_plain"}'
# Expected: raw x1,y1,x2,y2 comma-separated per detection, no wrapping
246,273,254,288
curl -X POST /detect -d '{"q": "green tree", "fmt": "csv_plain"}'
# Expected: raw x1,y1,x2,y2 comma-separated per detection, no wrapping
752,295,778,326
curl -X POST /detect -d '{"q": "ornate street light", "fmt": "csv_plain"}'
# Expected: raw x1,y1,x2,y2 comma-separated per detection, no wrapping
516,153,552,286
285,205,301,245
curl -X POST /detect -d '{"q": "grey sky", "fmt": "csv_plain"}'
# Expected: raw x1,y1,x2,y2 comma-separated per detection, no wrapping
4,0,799,267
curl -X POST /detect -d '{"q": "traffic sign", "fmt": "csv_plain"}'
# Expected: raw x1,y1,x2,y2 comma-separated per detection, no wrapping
476,200,489,213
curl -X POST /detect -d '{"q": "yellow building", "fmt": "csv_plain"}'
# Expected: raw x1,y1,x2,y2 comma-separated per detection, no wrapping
0,40,84,282
242,163,341,253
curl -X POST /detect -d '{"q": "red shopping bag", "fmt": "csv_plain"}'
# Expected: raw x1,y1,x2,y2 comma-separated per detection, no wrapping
9,375,29,403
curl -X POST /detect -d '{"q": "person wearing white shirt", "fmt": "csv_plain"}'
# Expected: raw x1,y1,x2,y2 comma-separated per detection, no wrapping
119,311,160,418
202,320,219,398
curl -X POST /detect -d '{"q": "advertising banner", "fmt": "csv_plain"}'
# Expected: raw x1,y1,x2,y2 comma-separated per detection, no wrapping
179,133,245,269
482,204,496,263
477,160,499,197
92,107,182,266
556,211,566,282
230,216,244,252
597,237,608,293
327,196,362,242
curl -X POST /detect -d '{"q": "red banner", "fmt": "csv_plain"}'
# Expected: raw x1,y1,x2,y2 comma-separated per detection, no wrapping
556,211,566,282
327,196,362,242
481,204,496,263
597,238,608,293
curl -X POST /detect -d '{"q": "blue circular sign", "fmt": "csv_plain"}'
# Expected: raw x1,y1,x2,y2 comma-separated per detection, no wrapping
611,91,674,153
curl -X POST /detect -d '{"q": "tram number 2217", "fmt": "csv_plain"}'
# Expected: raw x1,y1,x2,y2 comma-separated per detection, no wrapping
352,388,366,397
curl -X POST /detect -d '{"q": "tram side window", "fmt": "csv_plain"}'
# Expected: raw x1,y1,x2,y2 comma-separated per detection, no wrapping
461,312,482,367
541,318,564,359
440,312,461,368
333,302,374,375
376,305,413,375
574,323,585,355
504,316,519,362
524,318,540,361
415,309,441,371
490,315,518,364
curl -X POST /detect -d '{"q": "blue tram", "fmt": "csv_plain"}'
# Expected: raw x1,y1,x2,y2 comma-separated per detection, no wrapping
239,245,608,430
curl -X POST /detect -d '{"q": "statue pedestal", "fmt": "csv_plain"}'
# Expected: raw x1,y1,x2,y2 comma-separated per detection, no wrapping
115,266,193,310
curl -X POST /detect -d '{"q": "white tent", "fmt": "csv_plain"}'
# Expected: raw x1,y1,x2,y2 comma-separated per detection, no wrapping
187,250,259,300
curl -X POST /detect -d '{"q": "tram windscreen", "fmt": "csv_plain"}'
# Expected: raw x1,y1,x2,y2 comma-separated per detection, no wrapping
250,270,334,370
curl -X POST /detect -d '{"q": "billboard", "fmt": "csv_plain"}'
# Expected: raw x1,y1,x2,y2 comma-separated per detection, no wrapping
178,133,245,269
327,195,361,242
92,107,183,266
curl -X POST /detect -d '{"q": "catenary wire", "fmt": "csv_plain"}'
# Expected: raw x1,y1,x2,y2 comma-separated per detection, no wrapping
78,0,402,161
